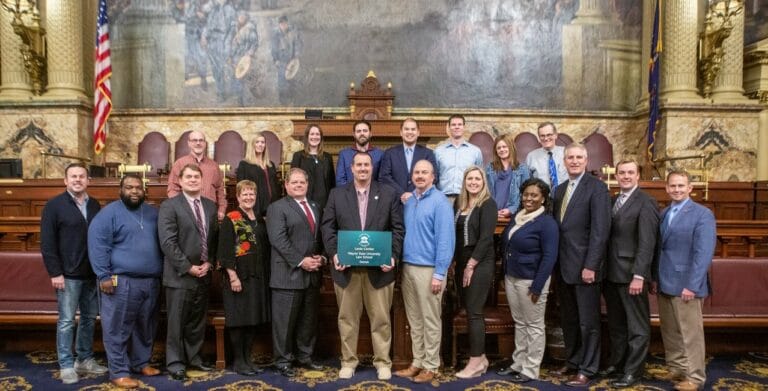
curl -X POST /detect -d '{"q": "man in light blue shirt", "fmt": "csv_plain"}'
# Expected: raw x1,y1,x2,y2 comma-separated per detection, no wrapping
394,160,454,384
434,114,483,198
525,122,567,191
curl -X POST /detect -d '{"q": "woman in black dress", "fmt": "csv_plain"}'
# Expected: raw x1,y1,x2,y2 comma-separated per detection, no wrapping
290,124,334,209
236,132,281,216
217,180,271,375
453,165,498,378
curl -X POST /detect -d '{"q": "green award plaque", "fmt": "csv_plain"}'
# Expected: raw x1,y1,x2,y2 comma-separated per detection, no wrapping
337,230,392,267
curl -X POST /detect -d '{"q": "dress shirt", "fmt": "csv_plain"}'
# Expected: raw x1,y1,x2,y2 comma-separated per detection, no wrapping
167,154,226,217
434,139,483,195
525,145,567,189
67,191,90,219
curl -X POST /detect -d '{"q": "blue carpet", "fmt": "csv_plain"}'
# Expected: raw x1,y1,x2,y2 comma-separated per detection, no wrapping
0,351,767,390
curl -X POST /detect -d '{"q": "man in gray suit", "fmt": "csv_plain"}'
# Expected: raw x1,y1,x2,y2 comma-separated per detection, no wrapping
266,168,325,378
603,158,659,388
158,163,218,381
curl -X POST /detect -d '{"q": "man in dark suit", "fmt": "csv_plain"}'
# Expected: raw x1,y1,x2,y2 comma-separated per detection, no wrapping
603,159,659,388
653,170,716,391
158,163,218,381
552,143,611,386
321,152,405,381
379,118,438,204
266,168,325,377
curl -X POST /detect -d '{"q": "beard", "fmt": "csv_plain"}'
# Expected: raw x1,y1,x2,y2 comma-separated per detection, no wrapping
120,193,144,210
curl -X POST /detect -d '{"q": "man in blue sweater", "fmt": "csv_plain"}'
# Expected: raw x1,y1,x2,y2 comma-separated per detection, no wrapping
88,174,164,389
40,163,107,384
394,159,454,384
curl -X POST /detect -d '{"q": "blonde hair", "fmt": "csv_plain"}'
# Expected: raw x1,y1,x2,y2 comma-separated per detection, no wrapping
457,165,491,212
236,180,257,197
244,132,271,169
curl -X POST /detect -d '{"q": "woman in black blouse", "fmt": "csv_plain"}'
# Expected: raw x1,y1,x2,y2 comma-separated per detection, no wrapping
453,165,498,378
236,132,281,216
290,124,335,209
217,180,270,376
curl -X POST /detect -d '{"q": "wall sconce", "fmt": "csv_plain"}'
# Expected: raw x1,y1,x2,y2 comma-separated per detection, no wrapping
698,0,743,98
0,0,46,95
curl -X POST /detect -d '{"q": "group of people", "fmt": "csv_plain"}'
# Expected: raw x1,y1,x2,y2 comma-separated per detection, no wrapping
39,117,715,391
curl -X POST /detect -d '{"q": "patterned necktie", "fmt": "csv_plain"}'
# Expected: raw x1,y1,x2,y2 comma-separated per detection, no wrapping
548,151,558,189
405,147,413,173
193,199,208,262
559,182,575,222
612,193,627,216
300,200,315,234
663,205,679,234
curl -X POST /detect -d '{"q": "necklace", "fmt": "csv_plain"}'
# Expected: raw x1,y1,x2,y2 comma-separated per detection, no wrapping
123,203,144,230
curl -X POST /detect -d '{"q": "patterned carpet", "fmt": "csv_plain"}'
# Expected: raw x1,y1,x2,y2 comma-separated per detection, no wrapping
0,351,767,390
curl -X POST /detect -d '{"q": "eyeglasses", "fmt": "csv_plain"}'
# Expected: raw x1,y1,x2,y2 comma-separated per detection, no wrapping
538,133,556,139
189,138,206,143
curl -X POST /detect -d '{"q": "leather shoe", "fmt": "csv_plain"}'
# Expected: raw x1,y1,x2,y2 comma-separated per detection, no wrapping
296,360,323,370
111,377,139,389
394,365,421,378
496,366,519,376
611,374,638,388
169,369,186,381
598,365,619,378
249,365,265,375
140,366,160,376
510,373,532,383
656,369,686,382
674,380,702,391
565,373,591,387
276,366,295,377
189,362,213,372
412,369,436,383
236,369,258,376
551,365,575,377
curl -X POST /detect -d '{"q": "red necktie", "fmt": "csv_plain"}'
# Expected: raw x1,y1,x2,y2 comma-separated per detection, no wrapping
300,200,315,234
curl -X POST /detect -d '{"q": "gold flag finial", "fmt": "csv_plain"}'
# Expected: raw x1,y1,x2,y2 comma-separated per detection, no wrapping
366,70,377,78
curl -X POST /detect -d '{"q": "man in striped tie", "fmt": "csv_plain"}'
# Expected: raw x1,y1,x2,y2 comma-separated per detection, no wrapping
525,122,567,193
159,164,218,381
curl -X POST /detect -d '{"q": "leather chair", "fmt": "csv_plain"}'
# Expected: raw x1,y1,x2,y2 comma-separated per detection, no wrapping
137,132,170,177
514,132,541,165
261,130,283,168
582,132,614,178
468,132,494,166
214,130,246,177
174,130,192,161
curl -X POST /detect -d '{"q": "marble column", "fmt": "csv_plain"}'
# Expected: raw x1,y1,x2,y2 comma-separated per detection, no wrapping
572,0,611,25
759,108,768,180
636,0,655,109
659,0,703,102
710,7,749,102
0,8,33,99
44,0,87,100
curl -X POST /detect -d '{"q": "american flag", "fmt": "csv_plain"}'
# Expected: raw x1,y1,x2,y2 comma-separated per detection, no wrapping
93,0,112,155
647,0,662,162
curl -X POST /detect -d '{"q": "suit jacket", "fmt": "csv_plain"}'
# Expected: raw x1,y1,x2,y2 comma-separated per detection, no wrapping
607,189,659,283
158,194,218,289
554,173,611,284
379,144,438,195
266,196,323,290
321,181,405,289
655,199,716,297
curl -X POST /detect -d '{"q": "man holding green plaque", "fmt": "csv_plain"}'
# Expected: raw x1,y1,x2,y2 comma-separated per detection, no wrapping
321,152,404,381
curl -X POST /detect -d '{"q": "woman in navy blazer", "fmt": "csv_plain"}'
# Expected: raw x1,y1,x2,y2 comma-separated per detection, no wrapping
497,177,558,383
485,134,530,219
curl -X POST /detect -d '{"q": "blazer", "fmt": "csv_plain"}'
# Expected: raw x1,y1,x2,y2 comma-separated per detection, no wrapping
607,189,659,283
654,199,716,297
266,196,323,290
379,144,438,195
501,213,559,295
40,191,101,279
321,181,405,289
553,173,611,284
158,194,218,289
290,151,335,209
453,198,498,264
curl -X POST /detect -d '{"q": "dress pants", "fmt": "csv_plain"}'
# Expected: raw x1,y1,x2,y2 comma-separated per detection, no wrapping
165,283,209,372
658,294,706,385
506,276,550,379
454,259,493,357
558,277,601,377
604,280,650,378
401,263,445,371
228,326,257,372
270,286,319,368
334,269,394,370
100,276,160,380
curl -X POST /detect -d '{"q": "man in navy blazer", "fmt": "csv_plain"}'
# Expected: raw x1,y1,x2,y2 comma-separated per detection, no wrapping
653,170,715,391
379,118,438,204
552,143,611,386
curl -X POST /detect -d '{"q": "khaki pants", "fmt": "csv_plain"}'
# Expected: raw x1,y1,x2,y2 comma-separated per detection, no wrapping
334,269,394,369
505,275,550,379
658,295,706,385
401,263,445,371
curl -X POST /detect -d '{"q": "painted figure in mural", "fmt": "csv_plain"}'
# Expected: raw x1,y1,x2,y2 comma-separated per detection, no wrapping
183,0,210,90
271,15,302,105
202,0,236,102
231,11,259,106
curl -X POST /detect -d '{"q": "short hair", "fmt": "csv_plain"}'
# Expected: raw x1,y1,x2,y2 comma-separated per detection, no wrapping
537,121,558,134
179,163,202,178
564,142,588,158
519,177,552,214
278,15,288,23
490,134,519,172
65,162,89,177
120,173,143,188
615,158,641,173
352,151,372,165
302,124,324,156
236,180,257,196
448,114,465,125
666,169,691,183
352,120,371,132
412,159,434,174
400,117,419,129
287,167,308,181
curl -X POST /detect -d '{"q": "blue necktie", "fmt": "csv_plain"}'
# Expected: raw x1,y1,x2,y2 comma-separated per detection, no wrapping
548,151,558,189
662,205,679,235
405,147,413,173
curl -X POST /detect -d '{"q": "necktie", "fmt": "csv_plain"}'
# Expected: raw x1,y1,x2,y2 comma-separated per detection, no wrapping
405,147,413,173
663,205,679,233
300,200,315,234
559,182,574,222
612,193,627,216
193,199,208,262
548,151,558,189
